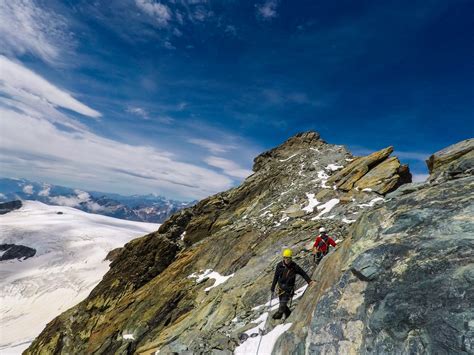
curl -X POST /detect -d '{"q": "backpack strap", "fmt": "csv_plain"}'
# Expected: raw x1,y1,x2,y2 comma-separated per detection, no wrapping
316,234,328,251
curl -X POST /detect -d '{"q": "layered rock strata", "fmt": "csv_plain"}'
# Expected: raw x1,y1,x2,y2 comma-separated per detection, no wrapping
26,133,472,355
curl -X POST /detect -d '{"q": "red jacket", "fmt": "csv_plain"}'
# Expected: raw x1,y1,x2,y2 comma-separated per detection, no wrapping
313,234,336,253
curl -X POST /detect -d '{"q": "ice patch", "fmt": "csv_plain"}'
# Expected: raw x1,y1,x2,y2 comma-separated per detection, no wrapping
123,334,135,340
292,284,308,300
188,269,235,292
362,188,373,192
311,199,339,220
279,153,298,162
342,218,356,224
180,231,186,241
358,197,384,208
325,164,343,171
317,170,331,188
245,312,269,336
234,322,293,355
252,295,280,312
302,193,320,213
317,170,329,180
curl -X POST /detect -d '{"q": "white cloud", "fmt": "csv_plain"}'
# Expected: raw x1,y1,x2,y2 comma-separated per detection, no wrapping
0,58,236,200
0,193,6,200
189,139,237,154
22,184,34,195
135,0,171,27
47,189,103,211
0,108,234,199
205,156,253,179
164,40,176,50
126,105,174,123
0,55,101,120
38,185,51,197
0,0,71,64
256,0,278,20
126,106,149,119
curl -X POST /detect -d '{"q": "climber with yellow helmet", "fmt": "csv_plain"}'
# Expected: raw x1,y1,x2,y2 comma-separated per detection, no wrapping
270,248,314,319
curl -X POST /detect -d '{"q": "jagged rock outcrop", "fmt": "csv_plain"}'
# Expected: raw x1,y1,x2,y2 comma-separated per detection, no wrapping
27,132,472,355
0,200,22,215
327,146,411,194
426,138,473,182
273,139,474,354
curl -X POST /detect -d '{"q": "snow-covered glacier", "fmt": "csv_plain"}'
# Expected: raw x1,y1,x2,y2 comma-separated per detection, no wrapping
0,201,159,354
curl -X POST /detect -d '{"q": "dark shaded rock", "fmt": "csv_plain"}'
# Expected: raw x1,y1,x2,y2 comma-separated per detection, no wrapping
0,243,36,261
0,200,22,214
104,247,123,262
427,138,474,182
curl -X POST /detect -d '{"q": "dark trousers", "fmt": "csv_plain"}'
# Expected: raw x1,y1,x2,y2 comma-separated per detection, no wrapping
273,289,292,319
314,250,328,264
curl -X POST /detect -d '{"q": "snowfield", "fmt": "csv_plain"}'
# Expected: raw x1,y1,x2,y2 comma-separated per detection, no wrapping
0,201,159,354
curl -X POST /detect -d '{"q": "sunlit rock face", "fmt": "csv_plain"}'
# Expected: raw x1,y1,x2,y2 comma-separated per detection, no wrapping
27,133,472,355
273,138,474,355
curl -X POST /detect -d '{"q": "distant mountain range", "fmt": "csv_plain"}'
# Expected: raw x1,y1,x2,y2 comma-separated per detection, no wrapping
0,178,195,223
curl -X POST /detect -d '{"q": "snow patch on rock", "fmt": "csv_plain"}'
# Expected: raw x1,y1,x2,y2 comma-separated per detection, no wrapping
312,199,340,219
358,197,384,208
302,193,320,213
234,322,293,355
188,269,235,292
325,164,343,171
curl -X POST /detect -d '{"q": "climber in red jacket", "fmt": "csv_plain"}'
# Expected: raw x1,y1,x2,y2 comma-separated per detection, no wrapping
312,227,337,264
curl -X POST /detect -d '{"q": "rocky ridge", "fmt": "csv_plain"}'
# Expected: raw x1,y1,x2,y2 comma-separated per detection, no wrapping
26,133,473,354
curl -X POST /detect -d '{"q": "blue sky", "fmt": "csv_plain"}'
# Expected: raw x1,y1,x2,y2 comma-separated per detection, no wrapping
0,0,473,200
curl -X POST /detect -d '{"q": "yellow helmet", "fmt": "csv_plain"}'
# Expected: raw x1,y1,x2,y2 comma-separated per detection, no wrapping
282,248,293,258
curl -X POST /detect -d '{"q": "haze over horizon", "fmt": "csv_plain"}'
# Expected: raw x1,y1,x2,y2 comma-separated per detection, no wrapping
1,0,473,200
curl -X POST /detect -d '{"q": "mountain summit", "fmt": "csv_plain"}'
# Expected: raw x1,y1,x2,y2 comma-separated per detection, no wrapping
26,132,473,354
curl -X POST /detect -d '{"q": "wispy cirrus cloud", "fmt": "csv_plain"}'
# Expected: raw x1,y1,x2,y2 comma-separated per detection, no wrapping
125,105,175,124
0,58,238,199
188,139,237,154
0,55,101,122
135,0,172,27
256,0,279,20
0,0,72,64
204,156,253,179
126,106,150,119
